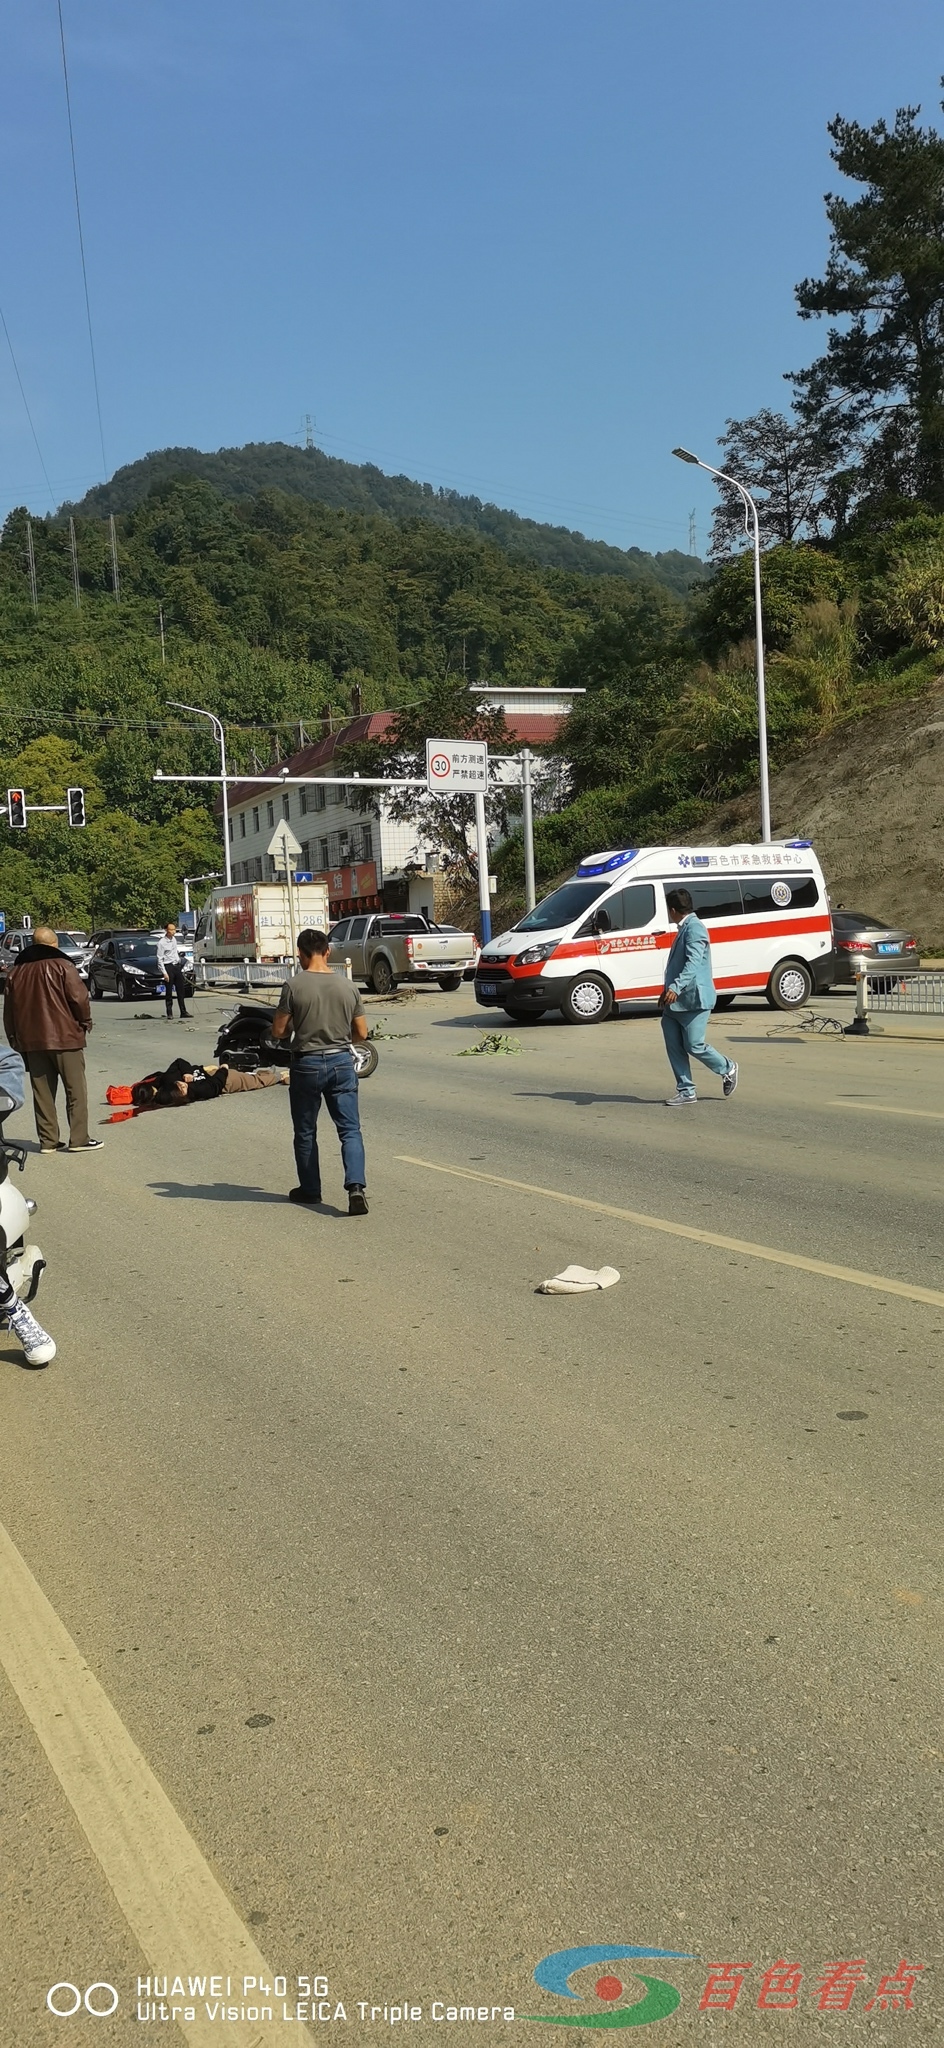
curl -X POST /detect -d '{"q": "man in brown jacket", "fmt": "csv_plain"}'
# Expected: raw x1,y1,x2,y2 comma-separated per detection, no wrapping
3,927,101,1151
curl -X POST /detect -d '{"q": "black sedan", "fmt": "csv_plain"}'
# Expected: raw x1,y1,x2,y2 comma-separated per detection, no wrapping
89,935,194,1002
831,910,919,986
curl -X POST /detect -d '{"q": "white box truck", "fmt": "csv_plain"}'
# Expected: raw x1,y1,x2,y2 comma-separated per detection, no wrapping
194,882,330,965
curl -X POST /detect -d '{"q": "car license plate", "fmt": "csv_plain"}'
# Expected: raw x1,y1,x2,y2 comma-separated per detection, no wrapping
877,943,900,954
156,982,166,994
479,981,498,996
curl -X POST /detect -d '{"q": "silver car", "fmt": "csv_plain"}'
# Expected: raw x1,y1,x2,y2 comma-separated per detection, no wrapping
831,910,919,986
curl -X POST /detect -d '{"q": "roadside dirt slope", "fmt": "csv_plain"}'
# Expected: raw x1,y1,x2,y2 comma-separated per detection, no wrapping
705,677,944,946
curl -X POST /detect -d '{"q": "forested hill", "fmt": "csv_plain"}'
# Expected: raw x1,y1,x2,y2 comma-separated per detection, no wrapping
60,441,704,597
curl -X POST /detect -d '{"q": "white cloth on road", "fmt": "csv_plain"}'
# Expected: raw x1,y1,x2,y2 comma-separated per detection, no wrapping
537,1264,620,1294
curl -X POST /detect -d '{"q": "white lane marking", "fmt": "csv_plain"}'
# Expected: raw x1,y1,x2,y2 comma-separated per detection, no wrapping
396,1155,944,1309
0,1521,313,2045
830,1100,944,1122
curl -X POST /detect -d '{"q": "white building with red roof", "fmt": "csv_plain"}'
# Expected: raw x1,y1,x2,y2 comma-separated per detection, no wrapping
222,687,580,920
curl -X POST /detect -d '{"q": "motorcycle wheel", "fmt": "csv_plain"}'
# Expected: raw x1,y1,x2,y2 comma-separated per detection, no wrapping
352,1041,379,1079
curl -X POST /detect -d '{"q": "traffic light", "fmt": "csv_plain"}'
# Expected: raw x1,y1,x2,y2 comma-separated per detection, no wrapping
66,786,86,828
7,790,26,829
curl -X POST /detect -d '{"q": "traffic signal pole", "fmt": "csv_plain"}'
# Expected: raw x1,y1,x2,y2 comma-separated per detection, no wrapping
5,789,87,827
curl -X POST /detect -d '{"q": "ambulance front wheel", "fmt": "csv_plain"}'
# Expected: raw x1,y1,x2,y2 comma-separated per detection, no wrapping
766,959,813,1010
561,974,614,1024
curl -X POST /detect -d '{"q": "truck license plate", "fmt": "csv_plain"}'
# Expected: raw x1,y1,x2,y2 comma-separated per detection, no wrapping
480,982,497,996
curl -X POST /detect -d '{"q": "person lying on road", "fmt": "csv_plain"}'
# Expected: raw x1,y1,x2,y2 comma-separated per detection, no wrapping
105,1059,290,1115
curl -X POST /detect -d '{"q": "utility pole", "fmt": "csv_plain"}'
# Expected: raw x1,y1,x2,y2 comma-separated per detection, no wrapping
158,605,166,664
69,517,81,609
25,519,38,611
521,748,536,912
109,513,120,602
473,790,492,944
673,447,771,841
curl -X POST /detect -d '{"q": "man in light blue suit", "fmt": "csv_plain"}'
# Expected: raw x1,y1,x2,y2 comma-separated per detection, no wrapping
659,888,739,1106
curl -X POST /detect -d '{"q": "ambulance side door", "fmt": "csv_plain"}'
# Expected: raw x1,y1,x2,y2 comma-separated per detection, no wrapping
591,881,663,997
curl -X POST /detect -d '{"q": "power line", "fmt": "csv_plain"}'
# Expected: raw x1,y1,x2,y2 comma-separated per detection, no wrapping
0,305,55,502
0,704,423,733
55,0,107,477
307,424,692,541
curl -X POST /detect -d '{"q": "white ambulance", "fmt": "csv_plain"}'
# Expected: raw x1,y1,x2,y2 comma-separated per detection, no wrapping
474,841,834,1024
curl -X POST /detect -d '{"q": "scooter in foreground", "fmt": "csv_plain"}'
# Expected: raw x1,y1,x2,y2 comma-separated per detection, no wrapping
0,1087,56,1366
214,1001,380,1078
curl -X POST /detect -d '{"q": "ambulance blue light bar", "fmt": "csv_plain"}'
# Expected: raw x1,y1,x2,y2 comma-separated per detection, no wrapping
784,838,812,848
577,849,639,876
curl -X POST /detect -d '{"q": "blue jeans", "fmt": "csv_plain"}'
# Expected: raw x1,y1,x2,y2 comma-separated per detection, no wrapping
661,1005,732,1096
288,1051,366,1197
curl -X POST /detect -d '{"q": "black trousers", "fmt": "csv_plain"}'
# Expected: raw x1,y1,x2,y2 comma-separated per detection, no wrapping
164,963,190,1016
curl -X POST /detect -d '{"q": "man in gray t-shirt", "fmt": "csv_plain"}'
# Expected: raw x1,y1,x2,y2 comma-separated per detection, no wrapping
272,929,370,1214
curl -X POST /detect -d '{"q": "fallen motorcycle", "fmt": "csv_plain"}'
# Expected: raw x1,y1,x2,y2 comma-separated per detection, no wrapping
214,1001,380,1079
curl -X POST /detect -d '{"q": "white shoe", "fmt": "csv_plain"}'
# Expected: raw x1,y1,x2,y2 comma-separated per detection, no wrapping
5,1300,56,1365
664,1089,697,1106
722,1060,739,1097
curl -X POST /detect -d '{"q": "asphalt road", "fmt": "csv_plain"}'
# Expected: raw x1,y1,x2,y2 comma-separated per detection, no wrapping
0,986,940,2045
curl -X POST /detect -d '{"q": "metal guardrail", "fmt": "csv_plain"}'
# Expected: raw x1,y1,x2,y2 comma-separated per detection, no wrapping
848,967,944,1032
864,968,944,1014
197,958,352,989
198,960,288,989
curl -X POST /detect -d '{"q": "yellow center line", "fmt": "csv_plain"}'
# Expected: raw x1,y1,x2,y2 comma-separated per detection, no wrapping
396,1154,944,1309
0,1521,314,2046
829,1100,944,1122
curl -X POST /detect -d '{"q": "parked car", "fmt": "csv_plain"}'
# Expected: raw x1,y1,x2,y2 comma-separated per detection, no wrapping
328,912,478,995
0,928,94,986
88,934,195,1002
0,931,35,984
435,923,481,979
830,910,919,986
54,931,93,981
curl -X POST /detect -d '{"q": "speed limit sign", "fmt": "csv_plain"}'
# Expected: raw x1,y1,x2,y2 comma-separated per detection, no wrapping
425,739,488,792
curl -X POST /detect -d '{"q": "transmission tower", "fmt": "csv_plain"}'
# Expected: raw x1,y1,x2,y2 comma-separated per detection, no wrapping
688,509,697,556
109,513,120,603
25,518,38,611
302,412,314,449
69,516,81,609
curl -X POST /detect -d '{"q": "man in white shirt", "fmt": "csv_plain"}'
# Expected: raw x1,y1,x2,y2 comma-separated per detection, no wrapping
156,923,191,1020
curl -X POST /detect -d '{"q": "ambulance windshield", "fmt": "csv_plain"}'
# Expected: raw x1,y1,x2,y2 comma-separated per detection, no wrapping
514,878,611,933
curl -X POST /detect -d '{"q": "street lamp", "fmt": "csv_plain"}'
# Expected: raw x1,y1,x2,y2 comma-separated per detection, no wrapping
167,701,232,884
182,870,222,917
672,447,772,842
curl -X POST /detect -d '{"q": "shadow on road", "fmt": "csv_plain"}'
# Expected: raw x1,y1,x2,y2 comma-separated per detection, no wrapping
147,1180,287,1204
0,1342,48,1373
147,1181,349,1215
514,1089,652,1106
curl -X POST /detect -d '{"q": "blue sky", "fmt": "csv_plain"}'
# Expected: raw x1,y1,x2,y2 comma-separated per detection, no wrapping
1,0,941,553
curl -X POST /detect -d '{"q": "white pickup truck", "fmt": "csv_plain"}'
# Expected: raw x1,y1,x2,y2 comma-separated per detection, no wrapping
328,912,478,995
